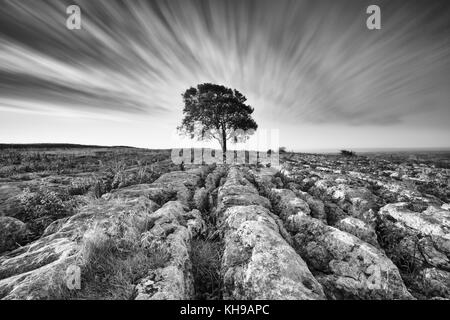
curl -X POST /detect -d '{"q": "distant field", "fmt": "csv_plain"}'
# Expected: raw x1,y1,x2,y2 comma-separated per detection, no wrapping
0,143,111,150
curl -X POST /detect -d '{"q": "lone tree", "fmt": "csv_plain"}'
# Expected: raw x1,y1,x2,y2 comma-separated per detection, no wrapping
178,83,258,155
279,146,287,154
340,149,357,157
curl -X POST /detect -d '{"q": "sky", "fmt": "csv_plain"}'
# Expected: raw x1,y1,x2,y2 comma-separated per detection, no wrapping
0,0,449,151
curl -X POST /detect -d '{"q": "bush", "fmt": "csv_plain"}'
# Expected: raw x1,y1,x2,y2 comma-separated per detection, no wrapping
18,187,77,236
19,187,75,220
340,150,356,157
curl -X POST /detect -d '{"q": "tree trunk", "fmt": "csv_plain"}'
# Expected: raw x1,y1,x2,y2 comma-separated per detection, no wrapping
222,128,227,163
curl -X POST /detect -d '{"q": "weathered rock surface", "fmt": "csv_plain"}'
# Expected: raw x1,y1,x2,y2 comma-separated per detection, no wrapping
1,147,447,301
379,203,450,269
215,168,271,217
324,201,348,225
135,201,205,300
151,170,202,205
105,186,161,210
0,196,22,218
216,168,324,300
0,216,28,254
0,196,158,299
294,190,327,221
270,189,311,220
221,205,325,300
311,181,379,226
107,169,205,206
106,183,174,204
378,203,450,298
0,184,24,217
418,268,450,298
335,217,379,248
286,215,413,299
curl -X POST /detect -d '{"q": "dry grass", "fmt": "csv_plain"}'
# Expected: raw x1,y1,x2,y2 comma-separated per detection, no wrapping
50,212,171,300
190,238,223,300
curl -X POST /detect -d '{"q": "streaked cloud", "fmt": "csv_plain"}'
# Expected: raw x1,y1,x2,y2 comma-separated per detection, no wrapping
0,0,449,147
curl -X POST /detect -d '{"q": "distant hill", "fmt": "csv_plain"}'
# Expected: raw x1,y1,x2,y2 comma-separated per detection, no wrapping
0,143,134,150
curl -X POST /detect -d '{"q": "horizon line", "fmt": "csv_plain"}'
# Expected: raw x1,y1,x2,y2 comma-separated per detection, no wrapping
1,142,450,154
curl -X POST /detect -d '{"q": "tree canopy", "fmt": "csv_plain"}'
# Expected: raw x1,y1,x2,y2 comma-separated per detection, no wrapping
340,150,357,157
178,83,258,153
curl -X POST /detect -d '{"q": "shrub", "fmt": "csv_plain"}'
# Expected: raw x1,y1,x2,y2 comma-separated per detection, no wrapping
340,150,357,157
18,187,77,236
19,187,75,220
0,165,16,177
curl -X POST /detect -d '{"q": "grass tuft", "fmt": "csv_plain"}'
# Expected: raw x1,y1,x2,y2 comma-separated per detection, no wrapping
190,238,223,300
